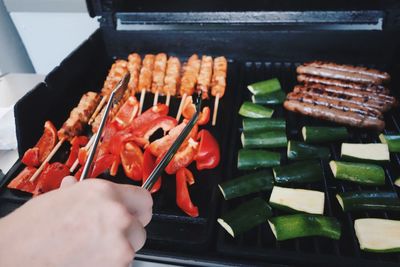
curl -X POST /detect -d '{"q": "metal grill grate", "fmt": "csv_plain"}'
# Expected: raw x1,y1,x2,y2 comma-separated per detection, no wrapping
216,61,400,266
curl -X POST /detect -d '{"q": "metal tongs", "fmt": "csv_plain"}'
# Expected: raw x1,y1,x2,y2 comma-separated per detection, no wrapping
80,73,130,181
142,93,202,190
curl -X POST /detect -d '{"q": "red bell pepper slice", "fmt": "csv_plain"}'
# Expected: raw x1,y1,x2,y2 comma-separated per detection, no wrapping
91,153,117,178
7,166,38,193
113,96,139,130
176,167,199,217
109,156,120,177
142,148,162,193
120,142,143,181
33,162,70,195
127,103,169,131
21,121,58,167
148,122,186,157
197,107,210,126
65,136,89,168
181,96,210,126
131,116,177,147
165,137,198,175
21,147,40,167
195,130,220,170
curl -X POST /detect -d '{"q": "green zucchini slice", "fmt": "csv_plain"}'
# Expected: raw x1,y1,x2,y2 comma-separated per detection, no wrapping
287,141,331,160
242,118,286,133
247,78,281,95
268,214,341,241
251,90,286,105
218,197,273,237
302,126,348,143
336,191,400,212
269,186,325,214
355,218,400,253
237,149,281,170
239,102,274,118
395,177,400,187
329,160,385,185
218,170,274,200
341,143,390,164
379,134,400,153
272,160,323,184
241,130,287,149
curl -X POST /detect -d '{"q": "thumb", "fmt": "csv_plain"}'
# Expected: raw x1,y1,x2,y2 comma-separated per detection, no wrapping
60,176,78,188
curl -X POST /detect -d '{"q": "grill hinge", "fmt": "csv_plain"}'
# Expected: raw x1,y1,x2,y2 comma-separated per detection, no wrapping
98,12,115,28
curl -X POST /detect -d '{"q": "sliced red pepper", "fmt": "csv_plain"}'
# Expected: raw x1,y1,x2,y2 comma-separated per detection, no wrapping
195,129,220,170
91,154,117,178
113,96,139,130
128,103,169,131
120,142,143,181
131,116,177,147
77,147,88,166
65,136,89,168
21,147,40,167
142,148,161,194
181,96,210,126
176,167,199,217
109,157,120,177
7,166,38,194
197,106,210,126
148,122,186,157
33,162,70,195
165,137,198,175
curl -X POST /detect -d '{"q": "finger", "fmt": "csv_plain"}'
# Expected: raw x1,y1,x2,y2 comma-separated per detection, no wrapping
60,176,77,188
126,218,147,252
113,185,153,226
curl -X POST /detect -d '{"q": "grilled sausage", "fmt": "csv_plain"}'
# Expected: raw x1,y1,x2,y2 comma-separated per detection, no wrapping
151,53,167,94
163,56,181,96
127,53,142,94
297,65,385,85
303,61,390,81
284,99,385,131
287,91,382,118
211,56,228,97
138,54,155,92
293,86,385,114
197,55,213,99
297,74,390,95
296,83,396,111
180,54,201,96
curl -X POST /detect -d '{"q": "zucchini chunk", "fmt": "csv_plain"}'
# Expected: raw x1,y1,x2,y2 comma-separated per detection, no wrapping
238,149,281,170
302,126,348,143
247,78,281,95
355,218,400,253
269,186,325,214
273,160,323,184
218,197,273,238
336,191,400,212
239,102,274,118
242,118,286,133
218,170,274,200
268,214,341,241
341,143,390,164
241,130,287,149
329,160,385,185
287,141,331,160
251,90,286,105
379,134,400,153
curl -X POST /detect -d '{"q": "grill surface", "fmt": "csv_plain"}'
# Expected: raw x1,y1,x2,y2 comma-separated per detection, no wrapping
216,61,400,266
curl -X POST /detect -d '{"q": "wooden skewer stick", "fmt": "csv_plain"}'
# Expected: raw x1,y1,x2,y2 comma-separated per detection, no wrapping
212,93,220,126
153,90,160,106
69,135,96,173
175,93,187,121
165,92,171,107
29,138,66,182
138,88,146,115
88,97,107,125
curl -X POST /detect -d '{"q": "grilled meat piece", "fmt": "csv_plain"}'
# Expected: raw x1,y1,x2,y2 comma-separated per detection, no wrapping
127,53,142,94
284,99,385,131
138,54,155,92
163,56,181,96
197,55,213,99
211,56,228,97
151,53,167,94
101,60,128,96
180,54,201,96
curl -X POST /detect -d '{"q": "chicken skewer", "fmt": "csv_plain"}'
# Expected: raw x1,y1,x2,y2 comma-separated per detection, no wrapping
152,53,168,106
138,54,155,115
197,55,213,99
127,53,142,96
163,56,181,106
29,92,100,182
88,60,128,124
211,56,228,126
176,54,201,121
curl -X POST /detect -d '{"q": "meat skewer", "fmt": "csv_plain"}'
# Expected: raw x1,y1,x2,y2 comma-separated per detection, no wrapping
163,56,181,106
293,86,386,114
287,91,382,119
297,74,390,95
197,55,213,99
89,60,128,124
30,92,100,182
211,56,228,126
284,99,385,131
176,54,201,121
127,53,142,95
297,63,388,85
138,54,155,115
302,61,391,81
152,53,168,106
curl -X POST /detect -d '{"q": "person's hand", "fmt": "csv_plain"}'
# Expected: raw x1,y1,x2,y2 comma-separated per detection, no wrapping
0,176,153,267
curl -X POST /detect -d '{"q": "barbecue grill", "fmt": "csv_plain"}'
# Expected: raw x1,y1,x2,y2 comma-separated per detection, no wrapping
1,1,400,266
